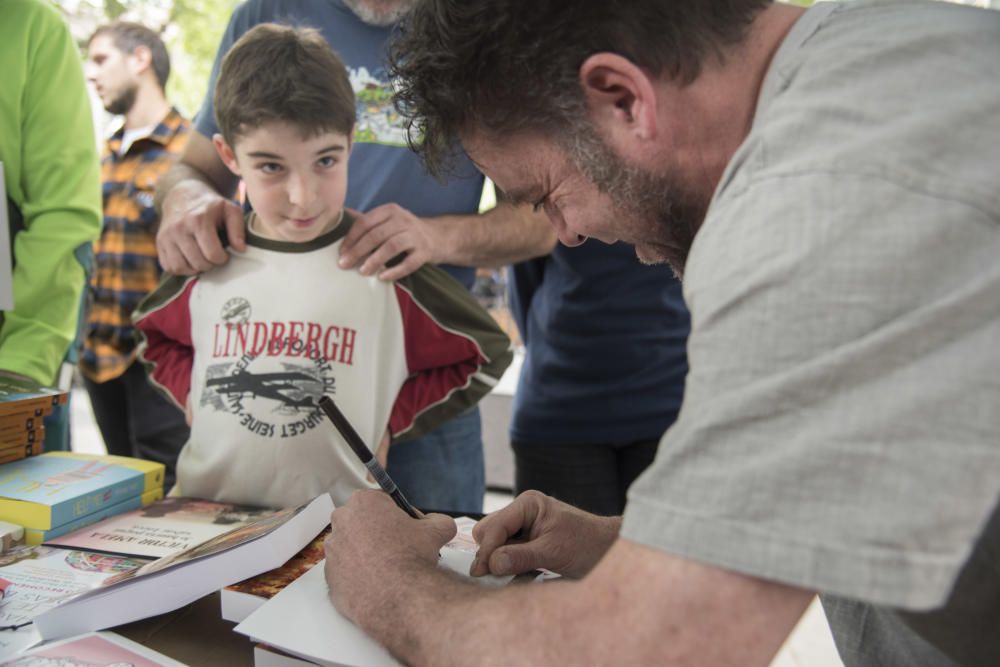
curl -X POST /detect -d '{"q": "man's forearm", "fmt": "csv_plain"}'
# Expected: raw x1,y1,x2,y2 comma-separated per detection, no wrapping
357,539,813,667
430,203,556,268
153,158,237,217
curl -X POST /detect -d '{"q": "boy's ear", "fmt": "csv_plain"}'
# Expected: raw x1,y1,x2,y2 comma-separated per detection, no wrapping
212,134,241,176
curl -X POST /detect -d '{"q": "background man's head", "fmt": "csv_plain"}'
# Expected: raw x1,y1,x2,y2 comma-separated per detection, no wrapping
87,21,171,115
389,0,770,273
213,23,355,149
342,0,418,27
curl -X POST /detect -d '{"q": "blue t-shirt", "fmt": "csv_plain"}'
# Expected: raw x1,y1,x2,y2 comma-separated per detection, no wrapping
509,242,689,444
194,0,483,288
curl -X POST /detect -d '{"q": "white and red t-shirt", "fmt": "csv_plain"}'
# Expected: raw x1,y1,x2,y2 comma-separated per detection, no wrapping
134,214,512,508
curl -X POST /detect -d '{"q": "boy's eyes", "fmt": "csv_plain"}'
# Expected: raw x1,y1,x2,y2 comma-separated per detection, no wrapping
317,156,337,168
258,162,283,174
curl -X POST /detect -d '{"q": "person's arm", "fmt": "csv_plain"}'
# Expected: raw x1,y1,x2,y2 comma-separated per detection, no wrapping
325,491,814,667
387,264,514,442
0,7,101,385
338,199,556,282
153,131,245,275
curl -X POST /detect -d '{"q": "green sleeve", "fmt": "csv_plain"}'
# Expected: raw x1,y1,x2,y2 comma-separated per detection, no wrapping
0,0,102,385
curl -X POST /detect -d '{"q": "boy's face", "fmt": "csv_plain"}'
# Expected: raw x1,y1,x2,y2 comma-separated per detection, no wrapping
214,121,352,243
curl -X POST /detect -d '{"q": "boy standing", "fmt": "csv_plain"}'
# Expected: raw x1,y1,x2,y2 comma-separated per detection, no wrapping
133,25,512,508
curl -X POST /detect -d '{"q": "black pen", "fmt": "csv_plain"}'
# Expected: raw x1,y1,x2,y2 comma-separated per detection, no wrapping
317,395,422,519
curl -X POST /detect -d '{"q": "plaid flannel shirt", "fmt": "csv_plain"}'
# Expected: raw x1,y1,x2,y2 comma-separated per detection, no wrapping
80,107,191,383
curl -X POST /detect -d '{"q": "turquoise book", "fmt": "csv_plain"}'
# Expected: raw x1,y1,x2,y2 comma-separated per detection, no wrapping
0,452,165,530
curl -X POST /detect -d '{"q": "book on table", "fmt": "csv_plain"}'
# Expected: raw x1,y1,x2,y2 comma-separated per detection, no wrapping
45,496,280,559
24,487,163,545
221,526,328,622
0,630,187,666
0,372,67,419
29,493,333,641
0,452,165,530
235,516,515,667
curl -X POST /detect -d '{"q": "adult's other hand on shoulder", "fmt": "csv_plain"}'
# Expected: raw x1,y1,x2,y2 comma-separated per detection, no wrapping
338,203,440,282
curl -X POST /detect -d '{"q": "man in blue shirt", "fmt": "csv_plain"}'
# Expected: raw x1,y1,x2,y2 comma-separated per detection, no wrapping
153,0,554,514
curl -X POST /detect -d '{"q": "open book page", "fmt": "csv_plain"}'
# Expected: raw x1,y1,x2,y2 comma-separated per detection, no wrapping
236,515,521,666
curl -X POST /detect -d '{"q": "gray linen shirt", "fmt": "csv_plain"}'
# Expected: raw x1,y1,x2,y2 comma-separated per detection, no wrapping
620,2,1000,664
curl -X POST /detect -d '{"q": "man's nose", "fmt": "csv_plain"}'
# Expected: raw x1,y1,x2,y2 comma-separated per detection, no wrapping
550,216,587,248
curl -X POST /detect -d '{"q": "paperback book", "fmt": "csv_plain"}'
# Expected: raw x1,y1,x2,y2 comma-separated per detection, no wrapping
221,527,328,622
235,517,514,667
46,496,279,559
0,373,66,419
26,487,163,546
31,493,333,641
0,452,164,529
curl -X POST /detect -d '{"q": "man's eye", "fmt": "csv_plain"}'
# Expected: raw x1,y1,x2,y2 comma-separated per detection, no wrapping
317,156,336,168
260,163,282,174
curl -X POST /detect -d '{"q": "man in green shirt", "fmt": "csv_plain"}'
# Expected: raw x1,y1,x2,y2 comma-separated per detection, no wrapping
0,0,102,449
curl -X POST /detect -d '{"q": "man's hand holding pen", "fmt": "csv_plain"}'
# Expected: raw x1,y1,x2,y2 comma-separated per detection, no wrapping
324,490,456,624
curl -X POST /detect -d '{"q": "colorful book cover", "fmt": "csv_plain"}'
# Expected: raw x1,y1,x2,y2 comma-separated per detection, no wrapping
221,527,328,622
0,545,148,632
0,631,187,666
32,494,333,641
0,372,66,418
45,496,277,559
28,487,164,546
0,453,165,530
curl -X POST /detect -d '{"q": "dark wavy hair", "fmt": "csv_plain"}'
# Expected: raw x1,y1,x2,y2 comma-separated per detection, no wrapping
389,0,770,176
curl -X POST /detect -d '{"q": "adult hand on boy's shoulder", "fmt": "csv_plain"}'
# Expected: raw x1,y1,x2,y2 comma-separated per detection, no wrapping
157,180,246,275
338,204,439,282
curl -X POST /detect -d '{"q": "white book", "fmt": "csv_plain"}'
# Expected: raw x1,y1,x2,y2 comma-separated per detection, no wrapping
32,494,333,641
236,517,513,667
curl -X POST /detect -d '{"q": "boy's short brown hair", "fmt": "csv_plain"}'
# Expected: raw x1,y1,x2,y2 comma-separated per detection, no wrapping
214,24,356,146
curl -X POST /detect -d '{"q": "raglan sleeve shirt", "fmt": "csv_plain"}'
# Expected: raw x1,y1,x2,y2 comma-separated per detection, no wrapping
386,263,512,442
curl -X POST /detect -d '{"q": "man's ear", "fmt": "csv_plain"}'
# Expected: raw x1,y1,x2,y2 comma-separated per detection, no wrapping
212,134,241,177
579,53,658,144
129,45,153,77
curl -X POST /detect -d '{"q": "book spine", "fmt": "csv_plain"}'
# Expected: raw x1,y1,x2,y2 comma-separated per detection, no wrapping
31,487,164,545
48,476,150,528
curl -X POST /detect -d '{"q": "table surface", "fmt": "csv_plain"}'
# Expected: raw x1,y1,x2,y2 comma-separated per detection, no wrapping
114,592,254,666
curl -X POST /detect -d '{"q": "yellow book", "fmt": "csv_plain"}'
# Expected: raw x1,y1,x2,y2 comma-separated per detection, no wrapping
0,452,165,529
25,487,164,545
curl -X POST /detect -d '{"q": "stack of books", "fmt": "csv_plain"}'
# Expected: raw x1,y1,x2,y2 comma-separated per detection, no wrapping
0,372,68,463
0,451,165,545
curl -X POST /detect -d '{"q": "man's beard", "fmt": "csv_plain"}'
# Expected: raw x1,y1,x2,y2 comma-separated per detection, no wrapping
567,123,708,278
342,0,417,26
105,83,138,116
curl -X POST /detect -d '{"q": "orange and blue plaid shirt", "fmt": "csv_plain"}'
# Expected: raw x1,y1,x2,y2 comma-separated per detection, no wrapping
80,107,191,383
